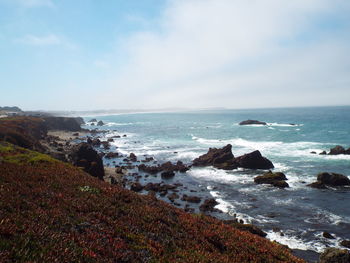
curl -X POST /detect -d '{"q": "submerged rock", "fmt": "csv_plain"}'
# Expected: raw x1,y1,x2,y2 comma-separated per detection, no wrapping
89,118,97,122
317,172,350,186
235,150,274,170
239,120,267,125
319,248,350,263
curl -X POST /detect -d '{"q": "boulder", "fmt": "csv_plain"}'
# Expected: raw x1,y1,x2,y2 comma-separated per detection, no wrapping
319,248,350,263
192,144,237,170
129,153,137,162
89,118,97,122
317,172,350,186
329,145,346,155
239,120,267,125
130,182,143,192
161,161,189,173
97,120,104,126
235,150,274,169
199,198,219,212
138,164,162,174
181,194,201,203
254,171,289,188
340,240,350,249
69,143,105,180
161,171,175,179
319,151,327,155
307,181,327,189
323,232,335,239
105,152,119,159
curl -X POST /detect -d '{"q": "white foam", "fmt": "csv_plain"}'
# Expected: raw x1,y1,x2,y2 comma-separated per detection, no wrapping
188,167,252,184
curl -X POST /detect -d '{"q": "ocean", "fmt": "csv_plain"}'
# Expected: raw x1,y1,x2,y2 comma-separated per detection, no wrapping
83,106,350,258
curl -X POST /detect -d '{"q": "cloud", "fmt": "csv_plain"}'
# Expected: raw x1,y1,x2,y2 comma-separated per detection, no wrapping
14,0,54,8
15,34,76,48
96,0,350,109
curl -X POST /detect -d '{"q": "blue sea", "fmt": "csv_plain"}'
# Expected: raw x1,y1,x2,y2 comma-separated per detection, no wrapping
84,106,350,257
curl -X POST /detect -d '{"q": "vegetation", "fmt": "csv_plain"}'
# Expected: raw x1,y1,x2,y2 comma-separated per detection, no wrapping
0,142,304,262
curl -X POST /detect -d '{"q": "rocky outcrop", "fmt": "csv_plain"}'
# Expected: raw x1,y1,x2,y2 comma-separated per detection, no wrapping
97,120,104,126
43,117,82,132
199,198,219,212
308,172,350,188
192,144,237,170
74,117,85,125
69,143,105,180
89,118,97,122
235,150,274,170
340,240,350,249
181,194,201,203
328,145,350,155
129,153,137,162
239,120,267,125
254,171,289,188
138,161,189,174
319,248,350,263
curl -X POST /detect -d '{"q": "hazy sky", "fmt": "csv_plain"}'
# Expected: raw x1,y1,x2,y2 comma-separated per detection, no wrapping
0,0,349,111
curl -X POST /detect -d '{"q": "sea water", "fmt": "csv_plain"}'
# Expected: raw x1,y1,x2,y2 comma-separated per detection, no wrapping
84,106,350,255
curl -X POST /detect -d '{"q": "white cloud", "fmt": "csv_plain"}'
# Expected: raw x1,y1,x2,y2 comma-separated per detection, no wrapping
99,0,350,109
16,34,76,49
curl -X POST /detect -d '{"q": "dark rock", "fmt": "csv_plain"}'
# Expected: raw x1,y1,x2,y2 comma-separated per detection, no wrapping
199,198,219,212
323,232,335,239
167,193,179,202
193,144,237,170
87,137,92,144
235,150,274,169
105,152,119,159
161,171,175,179
107,138,114,142
317,172,350,186
89,119,97,122
130,182,143,192
142,157,154,162
138,164,162,174
161,161,189,173
69,143,104,180
254,171,289,188
319,151,327,155
307,181,327,189
43,117,82,132
329,145,346,155
310,151,316,154
224,221,267,237
239,120,267,125
72,132,79,136
91,138,101,146
123,134,127,137
115,167,124,174
130,153,137,162
101,141,110,149
340,240,350,249
74,117,85,125
319,248,350,263
97,120,104,126
181,194,201,203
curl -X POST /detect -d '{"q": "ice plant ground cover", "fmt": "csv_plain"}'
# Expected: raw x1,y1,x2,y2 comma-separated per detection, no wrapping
0,142,304,262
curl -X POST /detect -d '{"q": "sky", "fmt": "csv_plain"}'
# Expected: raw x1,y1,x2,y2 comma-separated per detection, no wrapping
0,0,349,111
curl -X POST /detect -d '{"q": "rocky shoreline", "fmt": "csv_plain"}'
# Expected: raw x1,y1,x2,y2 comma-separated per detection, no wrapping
1,116,350,262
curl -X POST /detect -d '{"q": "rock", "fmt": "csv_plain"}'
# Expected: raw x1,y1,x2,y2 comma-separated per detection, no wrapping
235,150,274,169
43,117,82,131
225,221,267,238
161,161,189,173
130,182,143,192
72,132,79,136
142,157,154,162
91,138,101,146
101,141,110,149
323,232,335,239
254,171,289,188
167,193,179,202
161,170,175,179
69,143,105,180
307,181,327,189
89,118,97,122
193,144,237,170
310,151,316,154
74,117,85,125
181,194,201,203
97,120,104,126
105,152,119,159
107,138,114,142
199,198,219,212
239,120,267,125
340,240,350,249
129,153,137,162
319,151,327,155
138,164,162,174
319,248,350,263
329,145,346,155
317,172,350,186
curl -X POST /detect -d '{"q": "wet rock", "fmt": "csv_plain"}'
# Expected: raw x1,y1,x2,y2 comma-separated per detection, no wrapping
319,151,327,155
101,141,110,149
199,198,219,212
340,240,350,249
167,193,179,202
193,144,237,170
161,161,189,173
69,143,105,180
310,151,316,154
91,138,101,146
239,120,267,125
319,248,350,263
105,152,119,159
87,137,93,144
123,134,127,137
129,153,137,162
224,221,267,238
235,150,274,169
317,172,350,187
142,157,154,162
138,164,162,174
107,138,114,142
89,118,97,122
97,120,104,126
182,194,201,203
307,181,327,189
254,171,289,188
323,232,335,239
130,182,143,192
328,145,346,155
72,132,79,136
161,170,175,179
